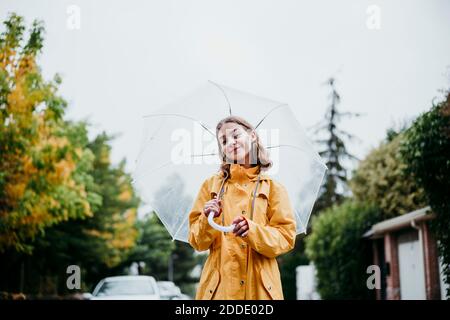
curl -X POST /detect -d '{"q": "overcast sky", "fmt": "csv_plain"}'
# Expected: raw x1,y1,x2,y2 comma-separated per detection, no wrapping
2,0,450,175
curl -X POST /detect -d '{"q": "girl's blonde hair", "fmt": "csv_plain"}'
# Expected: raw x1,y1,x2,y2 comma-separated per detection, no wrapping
216,115,272,179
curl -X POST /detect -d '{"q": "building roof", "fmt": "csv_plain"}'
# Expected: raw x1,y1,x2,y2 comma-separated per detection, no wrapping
363,206,434,239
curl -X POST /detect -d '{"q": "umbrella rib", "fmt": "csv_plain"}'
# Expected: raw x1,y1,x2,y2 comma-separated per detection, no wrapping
142,113,216,137
254,103,288,129
154,207,181,240
139,180,190,239
184,144,327,170
296,214,306,233
172,209,190,241
266,144,306,150
147,115,167,142
134,117,168,165
190,152,218,157
132,161,175,184
266,144,327,168
209,80,232,115
166,197,189,241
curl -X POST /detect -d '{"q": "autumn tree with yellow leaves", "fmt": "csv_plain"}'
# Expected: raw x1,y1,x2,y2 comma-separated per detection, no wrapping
0,14,99,253
26,131,140,294
0,14,140,295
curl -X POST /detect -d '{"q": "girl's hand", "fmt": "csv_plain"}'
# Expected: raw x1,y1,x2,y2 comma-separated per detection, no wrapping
232,216,249,237
203,196,222,218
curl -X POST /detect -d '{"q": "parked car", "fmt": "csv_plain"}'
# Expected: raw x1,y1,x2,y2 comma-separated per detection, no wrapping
81,292,93,300
157,281,181,300
157,281,193,300
171,293,192,300
90,275,160,300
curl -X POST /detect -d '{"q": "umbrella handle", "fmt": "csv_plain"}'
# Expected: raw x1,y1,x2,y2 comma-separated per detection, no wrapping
208,212,235,233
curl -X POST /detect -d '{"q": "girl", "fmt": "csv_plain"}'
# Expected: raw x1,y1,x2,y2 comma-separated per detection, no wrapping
188,115,296,300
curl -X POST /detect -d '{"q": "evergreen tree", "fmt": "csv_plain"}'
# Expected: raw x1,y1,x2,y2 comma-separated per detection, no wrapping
312,77,360,213
117,213,175,281
280,77,360,299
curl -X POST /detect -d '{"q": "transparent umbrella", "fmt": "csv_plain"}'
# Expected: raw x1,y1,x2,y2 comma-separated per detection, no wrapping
132,81,327,242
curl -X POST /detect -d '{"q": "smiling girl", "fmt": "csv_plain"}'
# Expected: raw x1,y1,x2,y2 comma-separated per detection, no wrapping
188,115,296,300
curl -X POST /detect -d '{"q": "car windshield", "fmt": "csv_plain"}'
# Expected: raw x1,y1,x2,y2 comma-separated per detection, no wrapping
96,279,155,296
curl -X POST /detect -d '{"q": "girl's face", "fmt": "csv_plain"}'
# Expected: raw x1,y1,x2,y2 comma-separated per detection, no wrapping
218,122,256,164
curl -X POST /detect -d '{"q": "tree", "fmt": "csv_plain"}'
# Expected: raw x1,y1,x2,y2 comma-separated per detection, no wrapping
312,77,361,212
30,131,140,293
0,13,98,254
171,241,199,297
350,132,427,219
280,77,360,299
400,91,450,298
118,213,175,281
0,124,140,295
0,14,140,295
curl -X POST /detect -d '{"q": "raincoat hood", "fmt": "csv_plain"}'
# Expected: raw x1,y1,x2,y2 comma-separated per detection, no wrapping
210,164,271,200
229,164,260,182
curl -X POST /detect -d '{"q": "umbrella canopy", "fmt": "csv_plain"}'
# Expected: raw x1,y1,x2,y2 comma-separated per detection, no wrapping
132,81,327,242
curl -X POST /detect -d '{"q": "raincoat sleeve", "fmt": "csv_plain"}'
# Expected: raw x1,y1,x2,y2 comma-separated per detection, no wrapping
243,181,296,259
188,178,221,252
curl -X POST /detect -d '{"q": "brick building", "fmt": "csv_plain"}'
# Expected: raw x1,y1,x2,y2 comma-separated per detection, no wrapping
363,207,448,300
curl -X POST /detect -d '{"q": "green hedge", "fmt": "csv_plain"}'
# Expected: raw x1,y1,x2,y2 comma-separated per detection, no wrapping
305,200,381,299
400,92,450,298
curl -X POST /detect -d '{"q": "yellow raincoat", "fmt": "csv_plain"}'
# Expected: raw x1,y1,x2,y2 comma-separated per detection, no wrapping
189,163,296,300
